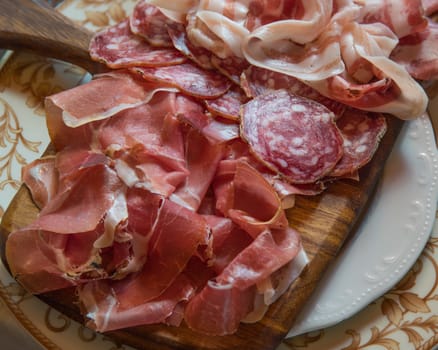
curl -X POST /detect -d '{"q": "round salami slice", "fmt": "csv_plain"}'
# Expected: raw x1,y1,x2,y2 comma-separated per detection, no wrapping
211,55,250,86
241,89,344,184
330,109,387,177
89,19,186,69
130,0,178,47
241,66,346,118
205,86,249,121
131,62,232,99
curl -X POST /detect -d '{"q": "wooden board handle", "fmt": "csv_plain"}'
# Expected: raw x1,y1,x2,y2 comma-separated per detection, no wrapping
0,0,103,73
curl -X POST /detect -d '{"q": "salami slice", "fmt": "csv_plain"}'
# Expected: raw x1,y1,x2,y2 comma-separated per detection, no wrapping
330,109,387,177
89,19,186,68
168,27,215,69
210,55,250,86
205,86,249,121
241,66,346,118
131,62,232,99
130,0,180,47
241,89,344,184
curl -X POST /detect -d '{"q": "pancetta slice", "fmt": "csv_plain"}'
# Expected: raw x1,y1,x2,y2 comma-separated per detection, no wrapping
306,22,428,119
391,19,438,80
358,0,427,38
89,19,186,69
241,89,344,184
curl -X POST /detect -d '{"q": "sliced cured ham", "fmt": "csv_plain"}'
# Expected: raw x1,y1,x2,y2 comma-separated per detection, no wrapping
89,19,186,68
241,89,344,184
131,62,232,99
21,156,58,209
330,109,387,177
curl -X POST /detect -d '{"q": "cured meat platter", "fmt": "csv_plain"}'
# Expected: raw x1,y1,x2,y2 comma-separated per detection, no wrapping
0,0,432,349
0,117,403,349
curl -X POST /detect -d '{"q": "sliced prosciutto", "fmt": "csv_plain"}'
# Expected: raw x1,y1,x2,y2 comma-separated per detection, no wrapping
89,19,185,68
131,62,232,99
241,89,343,184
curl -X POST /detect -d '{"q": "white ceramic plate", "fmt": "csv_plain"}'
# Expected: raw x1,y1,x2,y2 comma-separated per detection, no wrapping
288,112,438,337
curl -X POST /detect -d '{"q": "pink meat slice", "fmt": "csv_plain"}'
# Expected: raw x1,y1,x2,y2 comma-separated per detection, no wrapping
241,89,344,184
130,0,178,47
131,61,232,99
330,109,387,177
240,65,346,117
89,19,185,68
205,86,249,121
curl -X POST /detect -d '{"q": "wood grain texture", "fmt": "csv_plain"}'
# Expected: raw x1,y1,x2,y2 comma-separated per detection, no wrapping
0,116,404,350
0,0,104,73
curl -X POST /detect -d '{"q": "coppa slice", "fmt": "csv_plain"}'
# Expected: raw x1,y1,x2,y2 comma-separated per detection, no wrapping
240,89,344,184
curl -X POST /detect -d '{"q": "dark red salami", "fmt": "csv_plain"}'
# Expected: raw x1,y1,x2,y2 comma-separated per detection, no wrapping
241,66,346,118
205,86,249,120
330,109,387,177
89,19,186,68
130,0,180,47
168,27,215,69
131,62,232,99
241,89,344,184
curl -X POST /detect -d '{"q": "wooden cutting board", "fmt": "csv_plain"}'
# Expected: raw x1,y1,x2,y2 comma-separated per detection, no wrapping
0,116,403,350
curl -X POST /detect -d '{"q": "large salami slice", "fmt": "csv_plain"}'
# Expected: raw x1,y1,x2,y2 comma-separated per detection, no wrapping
241,89,344,184
330,109,387,177
131,62,232,99
89,19,185,68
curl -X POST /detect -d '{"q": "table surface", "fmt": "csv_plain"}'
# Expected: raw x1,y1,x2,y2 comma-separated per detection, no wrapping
1,1,438,350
